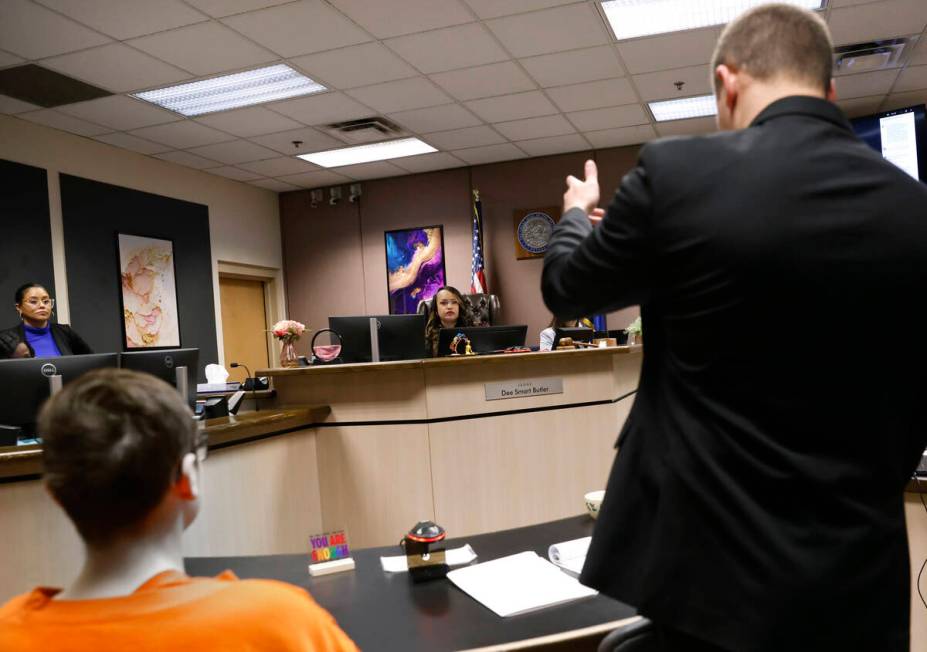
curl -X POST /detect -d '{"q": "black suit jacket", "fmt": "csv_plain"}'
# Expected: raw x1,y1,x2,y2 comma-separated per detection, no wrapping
542,97,927,651
0,322,93,358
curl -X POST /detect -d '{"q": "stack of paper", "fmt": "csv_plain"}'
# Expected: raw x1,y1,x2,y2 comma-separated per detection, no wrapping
548,536,591,576
446,551,597,617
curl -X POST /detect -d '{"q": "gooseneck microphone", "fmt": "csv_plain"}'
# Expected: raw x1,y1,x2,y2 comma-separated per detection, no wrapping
230,362,259,412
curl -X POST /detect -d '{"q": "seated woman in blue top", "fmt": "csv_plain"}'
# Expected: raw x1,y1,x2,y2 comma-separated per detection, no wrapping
0,283,93,359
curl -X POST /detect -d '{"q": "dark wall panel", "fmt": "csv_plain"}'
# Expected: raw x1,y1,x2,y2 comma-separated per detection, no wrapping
60,174,217,380
0,158,54,327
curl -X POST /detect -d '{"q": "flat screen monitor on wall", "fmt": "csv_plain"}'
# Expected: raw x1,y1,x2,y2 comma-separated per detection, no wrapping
850,104,927,181
119,348,199,409
0,353,119,434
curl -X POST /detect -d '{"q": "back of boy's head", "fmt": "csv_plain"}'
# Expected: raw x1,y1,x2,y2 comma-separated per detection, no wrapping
39,368,197,545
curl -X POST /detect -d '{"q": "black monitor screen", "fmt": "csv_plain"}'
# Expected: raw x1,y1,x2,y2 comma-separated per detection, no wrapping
119,348,198,408
0,353,119,432
328,315,426,363
437,325,527,356
553,327,594,349
850,104,927,181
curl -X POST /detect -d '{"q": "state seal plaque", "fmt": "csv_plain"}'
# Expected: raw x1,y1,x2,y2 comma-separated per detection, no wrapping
513,206,559,260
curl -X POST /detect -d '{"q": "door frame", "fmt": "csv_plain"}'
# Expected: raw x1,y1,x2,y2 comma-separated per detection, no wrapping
217,261,282,370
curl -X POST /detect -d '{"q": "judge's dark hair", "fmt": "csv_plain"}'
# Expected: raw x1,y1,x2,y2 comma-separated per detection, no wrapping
711,3,833,95
424,286,473,357
38,368,198,545
14,282,45,305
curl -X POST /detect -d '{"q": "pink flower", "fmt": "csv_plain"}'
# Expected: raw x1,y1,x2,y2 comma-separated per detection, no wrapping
270,319,307,341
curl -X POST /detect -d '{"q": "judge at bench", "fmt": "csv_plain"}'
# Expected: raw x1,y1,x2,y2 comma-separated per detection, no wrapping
542,5,927,651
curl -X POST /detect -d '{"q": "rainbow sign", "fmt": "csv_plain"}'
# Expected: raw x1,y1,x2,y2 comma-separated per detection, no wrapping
309,530,350,564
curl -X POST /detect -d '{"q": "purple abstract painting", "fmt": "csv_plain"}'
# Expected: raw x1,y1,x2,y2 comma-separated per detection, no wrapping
385,225,446,315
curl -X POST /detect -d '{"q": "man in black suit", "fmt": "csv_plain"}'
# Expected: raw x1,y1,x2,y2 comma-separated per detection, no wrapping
542,4,927,651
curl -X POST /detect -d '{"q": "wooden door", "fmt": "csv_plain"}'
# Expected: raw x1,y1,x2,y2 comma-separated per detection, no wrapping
219,276,269,383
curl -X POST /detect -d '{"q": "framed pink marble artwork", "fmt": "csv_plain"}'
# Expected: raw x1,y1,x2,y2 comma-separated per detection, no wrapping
117,233,181,349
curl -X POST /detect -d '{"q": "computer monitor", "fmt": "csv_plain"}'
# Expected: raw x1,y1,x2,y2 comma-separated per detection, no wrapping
850,104,927,181
0,353,119,433
119,348,198,408
436,325,528,356
552,327,594,349
328,315,426,363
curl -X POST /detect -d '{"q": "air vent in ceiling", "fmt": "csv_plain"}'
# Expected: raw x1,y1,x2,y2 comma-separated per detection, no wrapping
320,117,407,144
0,64,111,108
833,37,917,75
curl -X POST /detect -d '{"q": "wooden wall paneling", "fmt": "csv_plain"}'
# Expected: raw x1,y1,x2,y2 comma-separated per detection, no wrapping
906,492,927,651
315,424,435,548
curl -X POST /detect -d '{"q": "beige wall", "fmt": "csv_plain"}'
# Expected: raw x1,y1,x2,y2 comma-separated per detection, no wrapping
0,114,285,365
280,147,643,351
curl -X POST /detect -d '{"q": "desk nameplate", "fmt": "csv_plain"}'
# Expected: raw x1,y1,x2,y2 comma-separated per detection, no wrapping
484,377,563,401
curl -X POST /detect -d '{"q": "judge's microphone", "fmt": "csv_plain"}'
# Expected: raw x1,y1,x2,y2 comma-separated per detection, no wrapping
230,362,259,412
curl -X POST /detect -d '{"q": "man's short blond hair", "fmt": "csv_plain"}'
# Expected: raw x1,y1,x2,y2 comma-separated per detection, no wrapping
711,3,833,95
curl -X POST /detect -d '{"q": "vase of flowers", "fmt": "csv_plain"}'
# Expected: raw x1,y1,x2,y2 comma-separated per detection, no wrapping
271,319,306,368
624,316,643,346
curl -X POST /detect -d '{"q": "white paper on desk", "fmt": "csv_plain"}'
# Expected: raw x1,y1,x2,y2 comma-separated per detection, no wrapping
548,536,591,576
380,544,477,573
446,551,597,617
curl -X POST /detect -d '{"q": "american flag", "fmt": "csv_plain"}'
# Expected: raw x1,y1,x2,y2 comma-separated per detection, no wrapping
471,189,487,294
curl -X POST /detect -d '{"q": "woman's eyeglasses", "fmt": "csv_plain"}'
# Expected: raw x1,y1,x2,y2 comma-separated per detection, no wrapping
23,298,54,308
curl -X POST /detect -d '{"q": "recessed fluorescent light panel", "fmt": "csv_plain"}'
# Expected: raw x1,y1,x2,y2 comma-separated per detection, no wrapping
601,0,825,40
649,94,718,122
132,64,326,116
298,138,437,168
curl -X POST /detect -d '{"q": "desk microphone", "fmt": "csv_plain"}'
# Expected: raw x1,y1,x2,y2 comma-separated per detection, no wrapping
230,362,259,412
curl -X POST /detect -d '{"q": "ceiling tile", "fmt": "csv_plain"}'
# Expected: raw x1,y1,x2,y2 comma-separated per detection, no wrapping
329,0,474,39
617,27,722,75
451,142,526,164
385,24,509,74
632,65,711,102
835,69,899,100
249,178,301,192
127,21,278,76
521,46,623,88
57,95,179,131
206,166,264,181
390,152,467,173
911,36,927,66
485,5,609,58
422,125,506,150
464,0,576,19
0,0,111,59
130,121,234,148
291,43,417,90
18,109,111,136
345,78,451,114
329,160,405,181
827,0,927,45
465,90,558,122
154,150,221,169
836,95,886,118
893,65,927,94
93,132,173,155
195,106,302,137
655,116,717,138
41,43,191,93
239,156,318,176
186,139,280,164
388,103,482,133
0,94,41,114
546,78,638,112
277,169,352,188
566,104,649,131
221,0,371,58
584,124,655,149
184,0,294,18
248,127,344,155
493,114,575,140
36,0,207,40
516,133,589,156
0,51,25,68
430,61,536,101
269,92,374,125
882,90,927,111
